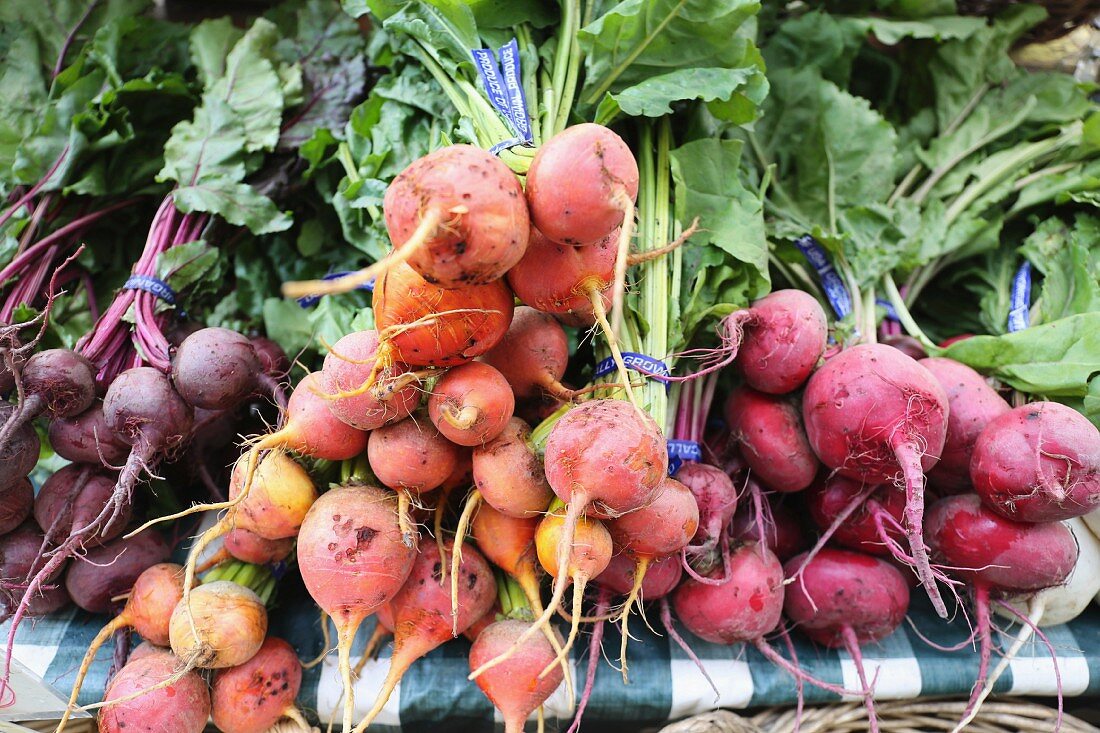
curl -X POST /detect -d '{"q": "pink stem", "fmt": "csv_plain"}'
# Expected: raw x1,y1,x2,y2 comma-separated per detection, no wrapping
891,437,946,618
841,625,878,733
0,147,70,230
660,596,719,699
753,636,858,698
961,585,993,724
566,588,609,733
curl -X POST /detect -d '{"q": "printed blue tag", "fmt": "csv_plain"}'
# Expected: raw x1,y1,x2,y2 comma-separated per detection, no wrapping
471,48,510,123
472,39,532,156
594,352,671,380
297,271,375,309
876,298,899,322
1007,260,1032,333
794,235,851,320
268,560,289,581
124,275,177,305
498,39,531,143
667,440,701,475
593,352,671,394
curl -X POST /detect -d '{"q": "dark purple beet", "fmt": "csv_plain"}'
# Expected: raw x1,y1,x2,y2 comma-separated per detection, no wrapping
251,336,290,376
881,335,928,361
171,327,264,410
0,478,33,535
166,321,205,348
22,349,97,418
0,404,40,478
34,465,130,546
65,531,171,614
99,367,193,544
0,521,69,618
48,401,130,466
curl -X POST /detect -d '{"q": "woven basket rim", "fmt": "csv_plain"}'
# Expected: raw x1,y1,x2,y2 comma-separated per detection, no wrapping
658,698,1100,733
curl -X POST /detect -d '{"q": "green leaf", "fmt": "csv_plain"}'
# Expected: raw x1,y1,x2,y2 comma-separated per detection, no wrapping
173,178,293,234
209,18,287,153
0,26,48,181
594,63,766,125
155,239,224,307
383,1,480,77
579,0,762,110
1020,215,1100,326
1,0,151,69
190,18,246,86
943,312,1100,397
465,0,556,28
159,96,250,186
669,137,769,348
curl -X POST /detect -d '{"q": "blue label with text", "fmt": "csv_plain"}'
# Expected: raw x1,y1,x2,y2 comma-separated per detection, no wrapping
472,39,532,156
794,235,852,320
667,440,702,475
1007,260,1032,333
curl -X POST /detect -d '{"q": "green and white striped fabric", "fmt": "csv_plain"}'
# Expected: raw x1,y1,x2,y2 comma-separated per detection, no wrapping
8,587,1098,731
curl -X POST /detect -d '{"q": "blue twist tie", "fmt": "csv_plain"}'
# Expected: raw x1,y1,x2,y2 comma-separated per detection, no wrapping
876,298,899,322
297,271,375,308
124,275,177,306
267,560,289,581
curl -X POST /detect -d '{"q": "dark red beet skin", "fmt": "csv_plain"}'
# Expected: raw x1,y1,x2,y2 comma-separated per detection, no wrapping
783,548,910,647
65,531,171,614
672,543,785,644
172,327,264,410
970,401,1100,522
22,349,97,418
35,465,131,546
0,521,70,617
725,387,818,492
924,494,1077,593
0,478,32,534
0,404,40,479
920,357,1010,490
48,401,130,466
806,476,905,557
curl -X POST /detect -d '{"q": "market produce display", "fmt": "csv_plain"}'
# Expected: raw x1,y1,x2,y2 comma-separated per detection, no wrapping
1,1,1100,732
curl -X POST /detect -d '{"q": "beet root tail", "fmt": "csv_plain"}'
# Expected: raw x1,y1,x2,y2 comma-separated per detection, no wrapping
892,438,946,618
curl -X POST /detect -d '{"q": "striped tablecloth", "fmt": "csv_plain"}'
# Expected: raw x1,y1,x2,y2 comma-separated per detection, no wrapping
8,579,1098,731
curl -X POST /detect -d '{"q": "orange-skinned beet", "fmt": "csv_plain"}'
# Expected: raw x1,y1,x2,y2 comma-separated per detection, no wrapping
480,306,573,401
211,637,303,733
428,361,514,446
97,652,210,733
354,540,496,730
470,620,563,733
321,330,421,431
383,145,529,288
296,484,416,733
506,227,614,324
472,417,554,518
525,124,639,246
368,418,461,496
374,262,514,366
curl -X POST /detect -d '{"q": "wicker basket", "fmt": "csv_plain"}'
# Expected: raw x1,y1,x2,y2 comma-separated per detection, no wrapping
658,700,1100,733
957,0,1100,42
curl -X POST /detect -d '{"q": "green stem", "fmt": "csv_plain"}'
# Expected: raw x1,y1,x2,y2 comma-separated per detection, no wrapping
944,127,1077,225
882,273,935,350
554,0,583,135
529,403,571,455
862,286,877,345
